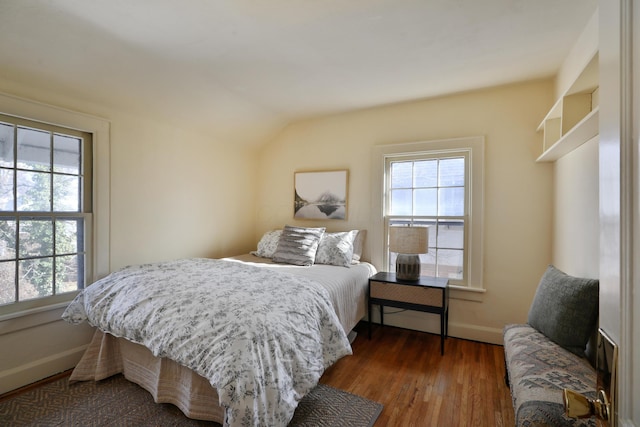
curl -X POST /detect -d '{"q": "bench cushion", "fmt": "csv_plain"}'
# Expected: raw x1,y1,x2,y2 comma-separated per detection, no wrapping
504,324,596,426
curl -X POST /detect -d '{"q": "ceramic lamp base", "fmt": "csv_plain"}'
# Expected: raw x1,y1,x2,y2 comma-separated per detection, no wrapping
396,253,421,281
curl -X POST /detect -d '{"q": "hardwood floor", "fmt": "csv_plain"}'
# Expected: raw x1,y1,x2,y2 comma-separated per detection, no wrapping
320,323,515,427
2,323,515,426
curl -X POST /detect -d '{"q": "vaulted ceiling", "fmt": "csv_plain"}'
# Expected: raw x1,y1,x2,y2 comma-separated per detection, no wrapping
0,0,597,146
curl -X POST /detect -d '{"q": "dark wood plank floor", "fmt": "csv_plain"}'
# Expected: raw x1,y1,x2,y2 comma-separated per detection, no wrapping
2,323,515,426
320,323,515,427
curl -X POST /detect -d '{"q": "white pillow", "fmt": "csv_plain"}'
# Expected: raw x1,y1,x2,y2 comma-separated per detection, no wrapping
351,230,366,263
315,230,358,267
250,230,282,258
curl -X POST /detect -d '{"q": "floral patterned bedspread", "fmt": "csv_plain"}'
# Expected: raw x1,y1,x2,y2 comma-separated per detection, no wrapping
62,258,352,427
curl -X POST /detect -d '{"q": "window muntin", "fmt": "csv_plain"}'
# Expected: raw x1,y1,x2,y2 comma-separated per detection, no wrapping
385,151,469,285
0,114,91,307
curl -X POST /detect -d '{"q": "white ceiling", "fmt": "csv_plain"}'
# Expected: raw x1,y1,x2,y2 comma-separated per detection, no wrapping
0,0,597,147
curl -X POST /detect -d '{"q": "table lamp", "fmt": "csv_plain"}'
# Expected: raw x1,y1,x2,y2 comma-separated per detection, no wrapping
389,225,428,281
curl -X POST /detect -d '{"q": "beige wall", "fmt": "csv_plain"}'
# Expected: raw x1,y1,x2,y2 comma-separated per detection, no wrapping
0,80,259,268
256,80,555,344
0,78,258,393
553,137,599,278
549,8,599,278
108,112,258,269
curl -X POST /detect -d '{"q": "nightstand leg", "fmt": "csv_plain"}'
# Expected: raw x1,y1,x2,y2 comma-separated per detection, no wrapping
440,312,445,355
368,301,372,339
445,307,449,338
379,305,384,328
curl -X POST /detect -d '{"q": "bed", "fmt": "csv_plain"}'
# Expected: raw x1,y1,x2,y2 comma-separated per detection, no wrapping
62,227,375,427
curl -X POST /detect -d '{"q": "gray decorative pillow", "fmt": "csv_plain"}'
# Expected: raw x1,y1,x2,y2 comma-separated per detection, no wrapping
315,230,357,267
250,230,283,258
272,225,326,266
527,265,599,357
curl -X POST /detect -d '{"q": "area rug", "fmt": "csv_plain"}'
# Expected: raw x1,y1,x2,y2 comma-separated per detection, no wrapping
0,374,382,426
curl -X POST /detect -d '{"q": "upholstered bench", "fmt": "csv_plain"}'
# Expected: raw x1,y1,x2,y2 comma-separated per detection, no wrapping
503,265,599,426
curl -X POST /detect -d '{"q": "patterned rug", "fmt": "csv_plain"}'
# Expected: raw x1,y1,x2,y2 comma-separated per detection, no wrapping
0,374,382,427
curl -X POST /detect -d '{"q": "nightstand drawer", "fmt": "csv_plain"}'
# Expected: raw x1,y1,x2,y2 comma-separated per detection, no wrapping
370,281,444,307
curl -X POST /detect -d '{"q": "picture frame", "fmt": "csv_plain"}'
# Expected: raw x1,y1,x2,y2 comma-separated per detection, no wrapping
294,170,348,220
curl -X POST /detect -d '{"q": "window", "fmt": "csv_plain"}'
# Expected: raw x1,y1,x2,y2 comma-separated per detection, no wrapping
386,153,467,282
0,114,92,309
372,136,484,290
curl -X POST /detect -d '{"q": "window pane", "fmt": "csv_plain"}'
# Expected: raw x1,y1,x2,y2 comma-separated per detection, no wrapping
53,174,80,211
414,160,437,187
19,218,53,257
0,123,14,168
0,260,16,304
390,189,412,215
17,127,50,171
53,135,81,174
0,219,16,260
438,220,464,249
419,251,437,277
438,187,464,216
19,258,53,300
405,219,437,244
55,219,80,254
391,162,412,188
56,255,82,293
388,251,397,272
414,189,437,215
0,169,14,211
17,170,50,211
439,157,465,187
437,249,463,280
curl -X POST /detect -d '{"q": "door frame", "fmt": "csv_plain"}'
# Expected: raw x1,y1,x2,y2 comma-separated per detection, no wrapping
598,0,637,425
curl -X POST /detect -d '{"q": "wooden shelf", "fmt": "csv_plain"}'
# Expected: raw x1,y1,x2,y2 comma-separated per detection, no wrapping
536,52,599,162
536,107,599,162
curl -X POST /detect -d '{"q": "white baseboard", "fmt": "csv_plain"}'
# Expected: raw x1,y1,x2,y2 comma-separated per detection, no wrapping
448,322,504,345
369,309,504,346
0,344,88,395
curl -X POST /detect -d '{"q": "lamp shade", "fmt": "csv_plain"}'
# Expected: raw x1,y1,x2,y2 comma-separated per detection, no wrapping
389,226,428,254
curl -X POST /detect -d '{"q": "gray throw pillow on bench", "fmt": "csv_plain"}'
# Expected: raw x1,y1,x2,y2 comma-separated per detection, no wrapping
527,265,599,357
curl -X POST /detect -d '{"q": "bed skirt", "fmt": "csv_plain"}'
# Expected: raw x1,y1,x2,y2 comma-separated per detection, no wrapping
70,329,224,423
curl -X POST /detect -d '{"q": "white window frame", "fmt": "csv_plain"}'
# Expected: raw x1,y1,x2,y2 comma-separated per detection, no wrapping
371,136,484,295
0,92,110,319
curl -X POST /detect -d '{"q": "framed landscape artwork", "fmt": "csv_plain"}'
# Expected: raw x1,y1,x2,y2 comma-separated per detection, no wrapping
294,170,348,220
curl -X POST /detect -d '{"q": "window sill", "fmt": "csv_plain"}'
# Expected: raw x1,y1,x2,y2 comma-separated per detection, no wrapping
449,284,486,302
0,298,75,336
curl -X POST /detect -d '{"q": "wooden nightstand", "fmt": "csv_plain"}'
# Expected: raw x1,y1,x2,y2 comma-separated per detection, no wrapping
368,271,449,355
